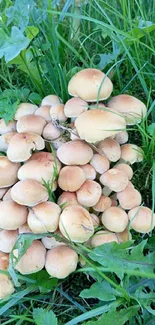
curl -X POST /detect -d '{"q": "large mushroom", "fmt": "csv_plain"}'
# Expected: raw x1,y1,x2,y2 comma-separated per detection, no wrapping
0,156,20,188
16,115,46,135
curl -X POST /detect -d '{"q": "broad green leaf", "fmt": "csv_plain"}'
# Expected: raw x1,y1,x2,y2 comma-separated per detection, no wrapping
33,308,58,325
28,270,58,294
80,281,117,301
25,26,39,41
5,0,34,30
147,123,155,136
132,287,155,315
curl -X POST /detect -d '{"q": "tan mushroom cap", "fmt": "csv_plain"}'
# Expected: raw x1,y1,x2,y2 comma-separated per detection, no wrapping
68,68,113,102
0,119,16,134
75,109,126,143
14,240,46,274
43,121,61,140
0,200,28,230
0,251,9,270
120,144,144,164
57,192,79,209
76,180,102,207
90,213,100,228
90,230,118,248
90,153,110,174
0,156,20,188
93,195,112,212
18,152,61,184
57,140,93,165
101,207,128,232
0,274,15,299
59,205,94,243
128,206,155,233
107,94,147,125
14,103,38,120
0,188,8,199
35,105,51,122
11,180,49,207
115,131,128,144
64,97,88,118
50,103,67,122
116,228,132,243
100,168,129,192
2,188,12,201
0,230,18,253
97,138,121,162
17,115,46,135
80,164,96,180
117,186,142,210
19,223,32,234
0,132,17,152
114,163,133,180
41,95,61,106
7,132,45,162
42,232,65,249
28,202,61,233
58,166,86,192
45,246,78,279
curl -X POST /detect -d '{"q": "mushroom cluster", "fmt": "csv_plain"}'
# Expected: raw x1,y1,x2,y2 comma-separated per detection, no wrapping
0,68,154,298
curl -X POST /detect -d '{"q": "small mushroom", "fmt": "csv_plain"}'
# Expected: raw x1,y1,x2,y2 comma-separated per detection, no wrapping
101,207,128,232
58,166,86,192
90,153,110,174
0,156,20,188
114,131,128,144
43,121,61,140
90,230,118,248
42,232,65,249
14,103,38,120
19,223,32,234
41,95,61,106
0,230,18,253
80,164,96,180
97,138,121,162
76,180,102,207
0,119,16,134
90,213,100,228
0,251,9,270
50,103,67,122
35,105,51,122
100,168,129,192
0,132,17,152
93,195,112,212
57,140,93,165
57,192,79,209
116,228,132,243
117,186,142,210
0,200,28,230
120,144,144,164
64,97,88,118
128,206,155,233
17,115,46,135
114,163,133,180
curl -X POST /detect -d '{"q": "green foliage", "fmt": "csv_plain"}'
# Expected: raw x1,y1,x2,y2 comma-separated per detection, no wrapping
80,280,117,301
33,308,58,325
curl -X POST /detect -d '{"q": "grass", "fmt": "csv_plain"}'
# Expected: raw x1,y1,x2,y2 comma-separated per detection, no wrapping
0,0,155,324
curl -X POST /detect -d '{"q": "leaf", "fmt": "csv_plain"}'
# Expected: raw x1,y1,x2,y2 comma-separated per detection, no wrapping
28,270,58,294
0,26,30,62
5,0,34,31
80,280,117,301
132,287,155,315
147,123,155,136
33,308,58,325
25,26,39,41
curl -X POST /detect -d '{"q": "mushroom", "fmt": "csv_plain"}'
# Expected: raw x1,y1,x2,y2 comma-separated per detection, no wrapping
117,186,142,210
0,230,18,253
43,122,61,140
0,188,8,199
68,68,113,101
97,138,121,162
90,213,100,228
100,168,129,192
42,231,65,249
0,132,17,152
50,104,67,122
16,115,46,135
59,205,94,243
120,144,144,164
0,200,28,230
14,240,46,274
114,131,128,144
28,202,61,233
76,180,102,207
0,273,14,299
0,251,9,270
19,223,32,234
75,109,126,143
11,180,49,207
116,228,132,243
90,230,118,248
0,119,16,134
101,207,128,232
57,192,79,209
114,163,133,180
2,188,12,201
7,133,45,162
0,156,20,188
93,195,112,212
70,128,80,141
41,95,61,106
107,94,147,125
57,140,93,165
90,153,110,174
58,166,86,192
80,164,96,180
14,103,38,120
35,105,51,122
128,206,155,233
45,245,78,279
64,97,88,118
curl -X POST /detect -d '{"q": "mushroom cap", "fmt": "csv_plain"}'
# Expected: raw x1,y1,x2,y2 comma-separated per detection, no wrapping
0,274,14,299
0,132,17,152
14,240,46,274
0,200,28,230
45,245,78,279
28,201,61,233
120,144,144,164
50,104,67,122
97,138,121,162
68,68,113,102
0,119,16,134
0,156,20,188
35,105,51,122
116,228,132,243
117,186,142,210
2,188,12,201
11,180,49,207
64,97,88,118
93,195,112,212
0,188,9,199
90,230,118,248
101,207,128,232
17,115,46,135
107,94,147,125
100,168,129,192
57,192,79,209
75,109,126,143
80,164,96,180
58,166,86,192
0,251,9,270
114,163,133,180
90,153,110,174
14,103,38,120
19,223,32,234
0,230,18,253
57,140,93,165
43,121,61,140
114,131,128,144
59,205,94,243
90,213,100,228
7,133,45,162
42,232,65,249
41,95,61,106
76,180,102,207
128,206,155,233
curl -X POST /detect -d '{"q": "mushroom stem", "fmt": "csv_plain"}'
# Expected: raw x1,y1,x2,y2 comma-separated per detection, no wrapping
71,5,81,40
